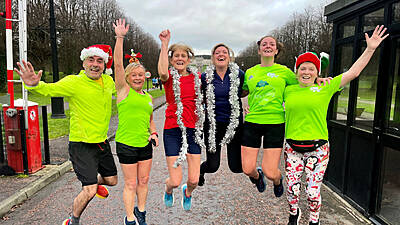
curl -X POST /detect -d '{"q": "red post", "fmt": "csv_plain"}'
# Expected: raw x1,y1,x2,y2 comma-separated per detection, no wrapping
6,0,14,108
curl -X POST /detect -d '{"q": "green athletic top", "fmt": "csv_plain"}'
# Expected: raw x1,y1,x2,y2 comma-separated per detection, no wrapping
284,75,343,140
243,64,298,124
25,70,115,143
115,89,153,147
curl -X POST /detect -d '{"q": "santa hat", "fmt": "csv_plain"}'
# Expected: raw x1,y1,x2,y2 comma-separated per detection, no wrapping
80,44,113,74
295,52,329,75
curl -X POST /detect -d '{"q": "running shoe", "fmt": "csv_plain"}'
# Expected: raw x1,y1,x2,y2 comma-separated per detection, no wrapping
95,185,109,199
62,218,71,225
249,167,266,192
164,191,174,207
198,174,205,186
288,208,301,225
181,184,192,211
273,175,284,197
134,207,147,225
124,216,136,225
309,220,319,225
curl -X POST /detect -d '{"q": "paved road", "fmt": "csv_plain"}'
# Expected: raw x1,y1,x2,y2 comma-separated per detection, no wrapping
1,105,368,225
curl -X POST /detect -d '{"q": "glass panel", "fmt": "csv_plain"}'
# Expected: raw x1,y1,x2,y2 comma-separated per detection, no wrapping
354,45,381,130
363,8,384,32
338,19,356,39
379,147,400,224
393,1,400,24
388,39,400,135
333,44,353,123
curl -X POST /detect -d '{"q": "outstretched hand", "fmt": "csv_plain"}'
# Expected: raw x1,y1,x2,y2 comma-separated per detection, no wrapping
113,18,129,37
159,29,170,44
14,60,42,87
366,25,389,50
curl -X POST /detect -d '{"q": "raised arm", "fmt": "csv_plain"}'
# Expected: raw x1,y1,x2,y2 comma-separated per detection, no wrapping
341,25,389,88
158,29,170,82
14,60,42,87
113,18,130,92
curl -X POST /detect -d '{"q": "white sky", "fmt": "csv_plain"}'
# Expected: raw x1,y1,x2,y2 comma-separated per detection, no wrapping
116,0,332,55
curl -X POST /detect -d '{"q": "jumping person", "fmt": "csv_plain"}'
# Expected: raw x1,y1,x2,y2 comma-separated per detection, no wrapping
284,25,388,225
113,19,158,225
158,29,205,211
241,35,330,197
14,45,118,225
198,43,244,186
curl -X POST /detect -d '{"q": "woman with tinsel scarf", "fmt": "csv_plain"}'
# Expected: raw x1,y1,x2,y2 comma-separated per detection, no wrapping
158,29,205,211
240,35,331,197
198,43,245,186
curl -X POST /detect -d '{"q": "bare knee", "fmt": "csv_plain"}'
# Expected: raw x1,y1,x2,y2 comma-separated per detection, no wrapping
124,179,137,191
82,185,98,199
167,177,181,189
187,176,199,187
242,164,255,176
137,175,150,186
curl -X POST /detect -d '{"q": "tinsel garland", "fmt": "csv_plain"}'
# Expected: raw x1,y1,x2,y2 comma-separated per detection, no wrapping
205,62,240,153
170,66,205,167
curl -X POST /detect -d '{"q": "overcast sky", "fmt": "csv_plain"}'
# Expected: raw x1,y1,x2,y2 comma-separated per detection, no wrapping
115,0,332,55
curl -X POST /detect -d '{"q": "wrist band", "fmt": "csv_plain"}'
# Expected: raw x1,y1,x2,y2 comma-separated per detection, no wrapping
115,35,125,39
151,132,158,137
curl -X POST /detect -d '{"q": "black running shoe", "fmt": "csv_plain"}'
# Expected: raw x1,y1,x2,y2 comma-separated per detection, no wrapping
198,173,205,186
274,175,284,197
134,207,147,225
249,167,266,192
288,209,301,225
309,220,319,225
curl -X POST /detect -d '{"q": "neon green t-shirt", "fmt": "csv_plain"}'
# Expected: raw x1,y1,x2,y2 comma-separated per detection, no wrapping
115,89,153,147
284,74,343,140
243,64,298,124
25,70,115,143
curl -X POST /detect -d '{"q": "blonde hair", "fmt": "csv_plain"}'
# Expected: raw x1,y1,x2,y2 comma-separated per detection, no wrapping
168,43,195,59
125,63,146,79
257,35,284,58
211,43,235,62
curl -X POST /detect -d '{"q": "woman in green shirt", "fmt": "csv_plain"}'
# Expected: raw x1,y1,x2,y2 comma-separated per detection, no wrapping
113,19,159,225
284,25,388,225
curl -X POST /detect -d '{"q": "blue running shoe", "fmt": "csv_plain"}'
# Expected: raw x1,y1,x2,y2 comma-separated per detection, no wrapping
250,167,266,192
134,207,147,225
274,175,284,197
181,184,192,211
124,216,136,225
164,191,174,207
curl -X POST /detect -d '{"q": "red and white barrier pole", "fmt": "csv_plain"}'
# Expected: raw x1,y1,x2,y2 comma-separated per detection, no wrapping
6,0,14,108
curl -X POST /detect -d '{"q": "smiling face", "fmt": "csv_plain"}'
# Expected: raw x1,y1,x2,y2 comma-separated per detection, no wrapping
126,66,146,91
258,37,279,58
212,46,230,69
170,49,191,73
82,56,105,80
297,62,318,86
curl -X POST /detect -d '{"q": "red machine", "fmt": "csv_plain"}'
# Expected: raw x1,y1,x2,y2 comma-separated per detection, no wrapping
3,99,42,173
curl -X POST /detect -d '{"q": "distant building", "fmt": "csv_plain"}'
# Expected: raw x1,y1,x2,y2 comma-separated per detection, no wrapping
190,56,211,72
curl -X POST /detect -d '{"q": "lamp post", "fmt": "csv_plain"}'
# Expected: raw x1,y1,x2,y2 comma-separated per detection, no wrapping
49,0,65,118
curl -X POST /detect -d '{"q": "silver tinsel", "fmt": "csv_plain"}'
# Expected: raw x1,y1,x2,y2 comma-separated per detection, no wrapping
170,66,205,168
205,62,241,151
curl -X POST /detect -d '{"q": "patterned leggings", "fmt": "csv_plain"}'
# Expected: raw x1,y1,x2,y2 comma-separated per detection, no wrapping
284,142,330,223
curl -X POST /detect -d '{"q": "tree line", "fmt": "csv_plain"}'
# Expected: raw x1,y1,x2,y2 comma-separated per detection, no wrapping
236,5,333,76
0,0,160,92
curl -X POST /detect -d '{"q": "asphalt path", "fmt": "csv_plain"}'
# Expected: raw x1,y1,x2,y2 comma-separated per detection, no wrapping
1,104,367,225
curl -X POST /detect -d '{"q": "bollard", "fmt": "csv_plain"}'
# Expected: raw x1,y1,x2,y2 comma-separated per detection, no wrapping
41,106,50,164
19,110,29,174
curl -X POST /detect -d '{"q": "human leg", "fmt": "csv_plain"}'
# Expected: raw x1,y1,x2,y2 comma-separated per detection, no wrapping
284,142,305,221
136,158,152,211
226,123,243,173
120,163,138,222
304,143,330,224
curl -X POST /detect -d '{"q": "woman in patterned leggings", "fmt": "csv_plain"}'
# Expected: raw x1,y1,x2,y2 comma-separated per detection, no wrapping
284,25,388,225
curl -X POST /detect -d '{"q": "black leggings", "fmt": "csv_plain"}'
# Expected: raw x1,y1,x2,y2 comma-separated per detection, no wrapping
200,121,243,174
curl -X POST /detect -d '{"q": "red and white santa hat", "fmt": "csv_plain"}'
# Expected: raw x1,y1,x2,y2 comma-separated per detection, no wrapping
80,44,113,74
